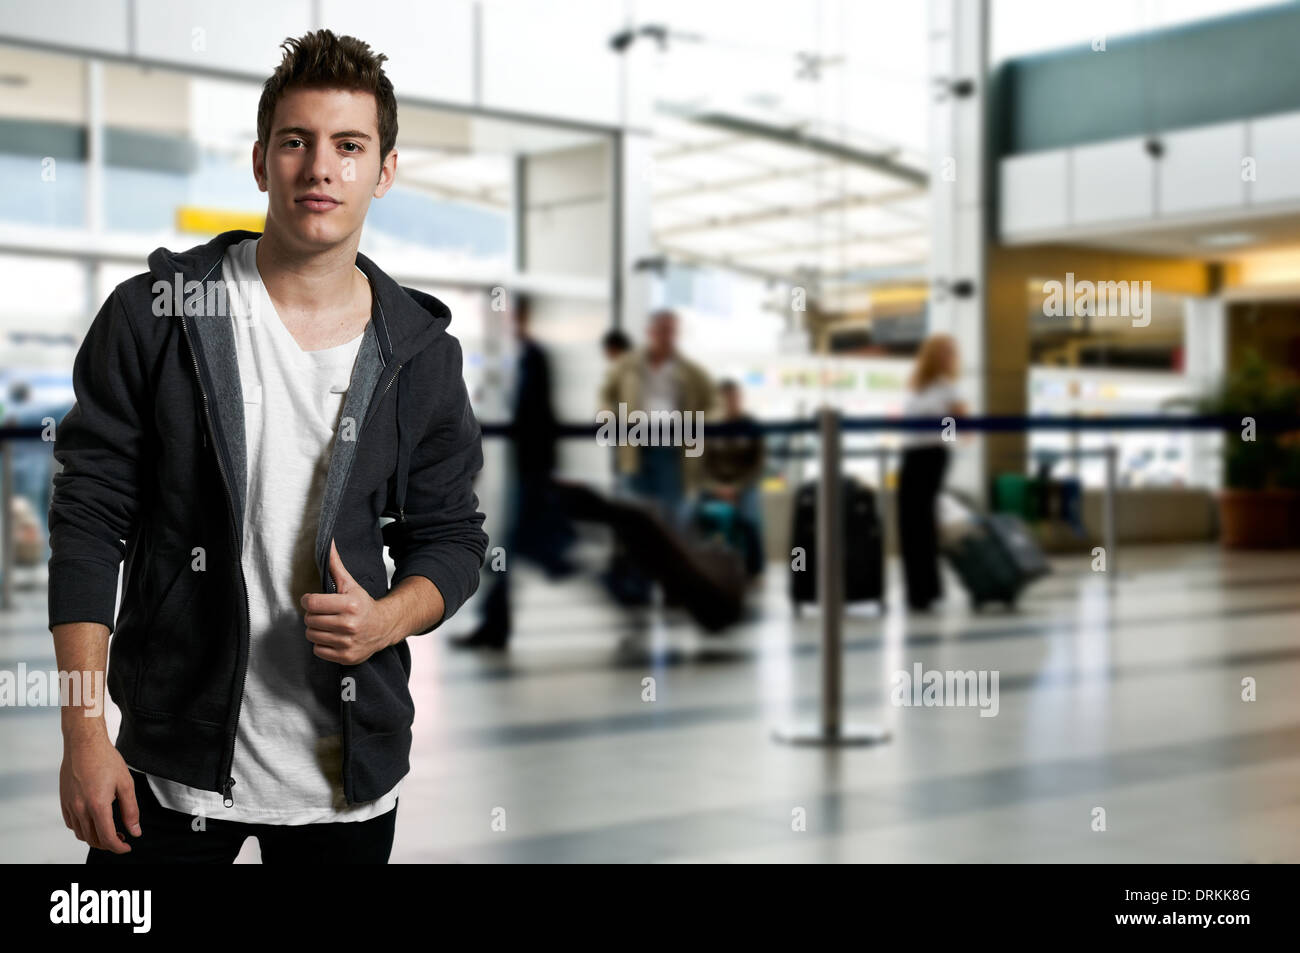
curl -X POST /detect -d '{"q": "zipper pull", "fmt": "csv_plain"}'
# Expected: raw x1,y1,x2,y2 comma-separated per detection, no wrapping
222,776,236,808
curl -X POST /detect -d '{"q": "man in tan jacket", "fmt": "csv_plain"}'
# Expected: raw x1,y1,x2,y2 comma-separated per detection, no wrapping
598,309,715,528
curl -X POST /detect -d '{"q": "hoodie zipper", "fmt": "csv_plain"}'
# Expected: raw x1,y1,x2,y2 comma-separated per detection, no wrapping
322,361,405,594
326,358,403,807
178,310,251,809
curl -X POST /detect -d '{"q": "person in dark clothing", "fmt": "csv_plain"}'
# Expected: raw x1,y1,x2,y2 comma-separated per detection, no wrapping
595,326,645,605
700,379,766,578
897,333,966,612
453,296,573,650
602,328,631,364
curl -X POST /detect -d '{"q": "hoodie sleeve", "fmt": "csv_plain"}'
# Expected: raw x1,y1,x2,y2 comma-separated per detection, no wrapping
383,339,488,635
48,288,153,634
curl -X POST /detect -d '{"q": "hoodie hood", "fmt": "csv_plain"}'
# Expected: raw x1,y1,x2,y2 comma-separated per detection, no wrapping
146,228,450,363
147,228,451,527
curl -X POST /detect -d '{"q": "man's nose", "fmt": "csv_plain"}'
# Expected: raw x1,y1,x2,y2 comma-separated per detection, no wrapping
307,143,333,183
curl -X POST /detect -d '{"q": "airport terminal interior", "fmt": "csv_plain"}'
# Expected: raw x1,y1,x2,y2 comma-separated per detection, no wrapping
2,0,1300,863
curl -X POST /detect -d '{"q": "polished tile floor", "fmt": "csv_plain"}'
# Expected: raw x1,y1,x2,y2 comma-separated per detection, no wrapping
3,544,1298,863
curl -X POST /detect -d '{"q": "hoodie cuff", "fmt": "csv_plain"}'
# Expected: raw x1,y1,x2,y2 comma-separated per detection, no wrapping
391,552,481,636
48,557,121,634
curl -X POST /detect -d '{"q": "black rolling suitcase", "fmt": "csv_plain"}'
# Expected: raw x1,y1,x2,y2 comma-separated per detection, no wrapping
943,509,1050,610
789,476,884,614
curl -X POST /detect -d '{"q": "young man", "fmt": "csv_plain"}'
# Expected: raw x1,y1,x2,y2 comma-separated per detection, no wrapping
47,30,487,863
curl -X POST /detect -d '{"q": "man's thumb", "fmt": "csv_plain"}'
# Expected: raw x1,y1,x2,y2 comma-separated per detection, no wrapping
328,539,356,590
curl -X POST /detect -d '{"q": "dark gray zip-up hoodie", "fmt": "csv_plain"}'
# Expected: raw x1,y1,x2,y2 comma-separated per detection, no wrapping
47,228,488,807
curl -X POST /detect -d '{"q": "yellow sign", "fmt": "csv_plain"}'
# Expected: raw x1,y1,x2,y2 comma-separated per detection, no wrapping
176,207,265,234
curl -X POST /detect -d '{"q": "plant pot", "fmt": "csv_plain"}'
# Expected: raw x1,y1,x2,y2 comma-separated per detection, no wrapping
1217,489,1300,549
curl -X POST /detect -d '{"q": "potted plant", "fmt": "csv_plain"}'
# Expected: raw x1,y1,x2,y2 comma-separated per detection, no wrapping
1189,349,1300,548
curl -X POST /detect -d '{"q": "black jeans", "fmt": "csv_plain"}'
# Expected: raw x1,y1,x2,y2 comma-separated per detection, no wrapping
897,444,950,610
85,769,397,864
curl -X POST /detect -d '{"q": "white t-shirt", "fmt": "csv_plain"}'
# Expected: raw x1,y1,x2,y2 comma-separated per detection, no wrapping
642,357,677,414
902,379,961,447
138,238,401,824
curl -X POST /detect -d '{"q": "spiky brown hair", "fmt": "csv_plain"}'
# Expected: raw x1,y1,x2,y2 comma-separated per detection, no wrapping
256,29,398,161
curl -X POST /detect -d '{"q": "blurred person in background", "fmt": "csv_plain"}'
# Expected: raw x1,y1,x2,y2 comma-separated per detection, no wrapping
898,332,967,612
599,327,636,596
455,295,573,650
602,328,632,365
699,379,766,579
599,328,633,483
598,309,713,605
600,309,713,527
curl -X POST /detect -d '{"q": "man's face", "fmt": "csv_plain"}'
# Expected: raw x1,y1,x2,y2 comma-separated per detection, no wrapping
254,86,396,250
648,314,676,355
510,308,529,340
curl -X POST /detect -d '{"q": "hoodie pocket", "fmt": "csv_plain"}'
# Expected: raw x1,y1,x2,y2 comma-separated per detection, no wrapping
133,559,201,715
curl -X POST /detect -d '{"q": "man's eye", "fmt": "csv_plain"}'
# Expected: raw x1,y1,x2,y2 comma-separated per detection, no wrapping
340,142,361,152
283,138,304,148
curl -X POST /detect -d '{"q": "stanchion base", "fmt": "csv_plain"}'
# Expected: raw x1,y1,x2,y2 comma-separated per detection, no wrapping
771,724,892,747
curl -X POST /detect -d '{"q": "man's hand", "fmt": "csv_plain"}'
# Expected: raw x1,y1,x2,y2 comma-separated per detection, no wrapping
301,540,398,665
60,731,139,854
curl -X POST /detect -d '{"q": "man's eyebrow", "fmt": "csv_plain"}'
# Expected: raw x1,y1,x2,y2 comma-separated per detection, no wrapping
272,127,373,140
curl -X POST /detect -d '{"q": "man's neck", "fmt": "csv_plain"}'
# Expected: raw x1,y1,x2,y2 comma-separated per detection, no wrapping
255,226,365,318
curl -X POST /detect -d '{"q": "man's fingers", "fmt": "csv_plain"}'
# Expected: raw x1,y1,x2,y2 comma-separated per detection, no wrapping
305,628,349,649
303,608,359,631
72,805,96,849
300,592,360,615
304,611,359,633
117,774,142,837
89,799,130,854
312,644,368,666
67,805,87,843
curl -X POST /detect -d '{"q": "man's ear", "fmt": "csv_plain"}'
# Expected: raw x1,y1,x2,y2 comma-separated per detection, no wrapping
252,141,267,193
373,148,397,199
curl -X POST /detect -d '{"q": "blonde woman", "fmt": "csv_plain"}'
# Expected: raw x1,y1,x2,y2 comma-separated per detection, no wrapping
898,333,967,611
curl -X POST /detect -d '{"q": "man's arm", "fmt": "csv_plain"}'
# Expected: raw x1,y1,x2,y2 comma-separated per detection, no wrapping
381,341,488,637
49,290,152,631
598,355,623,415
52,621,139,854
48,287,152,854
376,575,444,645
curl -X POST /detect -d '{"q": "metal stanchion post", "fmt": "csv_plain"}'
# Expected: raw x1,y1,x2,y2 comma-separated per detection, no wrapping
774,407,890,747
878,447,891,583
1,440,11,611
820,407,843,736
1104,445,1118,586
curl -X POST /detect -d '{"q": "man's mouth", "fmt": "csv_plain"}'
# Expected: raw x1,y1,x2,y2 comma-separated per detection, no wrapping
296,194,340,211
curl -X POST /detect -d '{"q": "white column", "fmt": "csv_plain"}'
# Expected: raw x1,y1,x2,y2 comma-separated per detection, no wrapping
619,131,654,342
1184,296,1227,490
84,58,104,331
927,0,989,499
